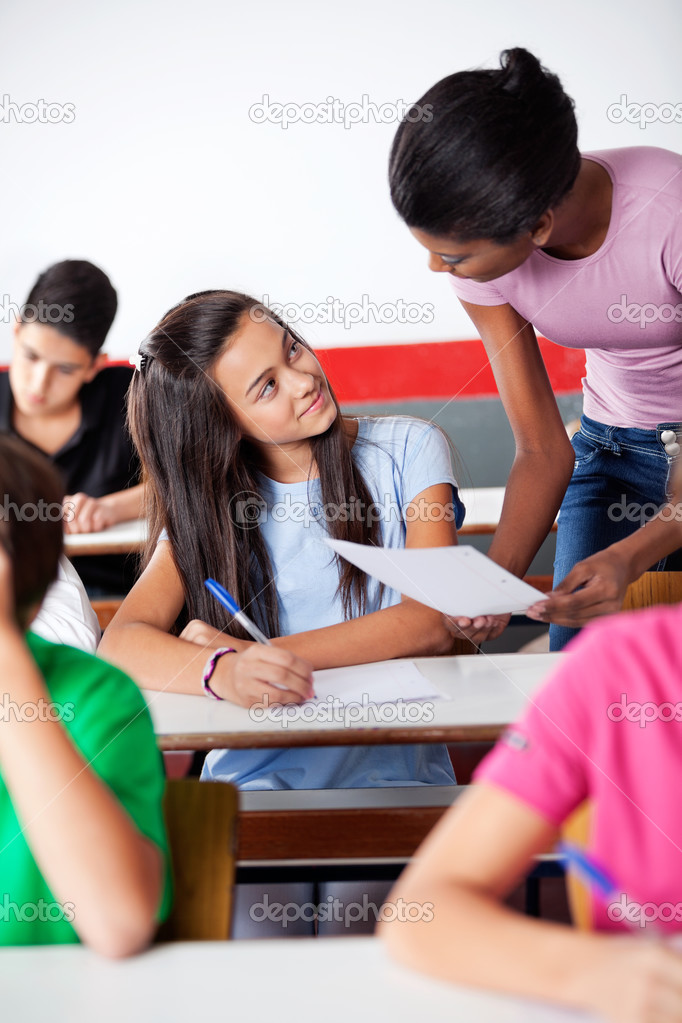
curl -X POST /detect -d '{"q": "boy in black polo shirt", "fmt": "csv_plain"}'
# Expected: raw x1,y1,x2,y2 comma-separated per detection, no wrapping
0,259,142,595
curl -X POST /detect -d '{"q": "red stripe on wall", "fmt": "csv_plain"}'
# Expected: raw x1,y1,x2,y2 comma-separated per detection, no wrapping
316,338,585,404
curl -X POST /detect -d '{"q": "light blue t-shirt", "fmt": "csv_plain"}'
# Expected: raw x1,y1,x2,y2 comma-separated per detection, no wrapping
200,416,465,790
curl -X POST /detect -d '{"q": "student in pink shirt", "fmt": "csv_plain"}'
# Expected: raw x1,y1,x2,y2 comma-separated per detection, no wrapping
389,47,682,651
380,457,682,1023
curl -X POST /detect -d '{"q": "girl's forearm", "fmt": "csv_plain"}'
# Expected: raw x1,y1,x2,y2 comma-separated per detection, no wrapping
98,621,234,693
272,600,453,669
0,624,162,956
380,877,619,1015
487,447,574,578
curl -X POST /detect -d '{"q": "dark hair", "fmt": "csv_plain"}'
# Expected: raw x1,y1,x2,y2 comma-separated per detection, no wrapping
389,48,581,244
0,435,63,623
21,259,118,357
128,291,382,638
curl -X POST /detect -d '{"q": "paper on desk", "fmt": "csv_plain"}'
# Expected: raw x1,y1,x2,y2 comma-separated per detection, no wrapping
308,660,446,706
326,540,546,617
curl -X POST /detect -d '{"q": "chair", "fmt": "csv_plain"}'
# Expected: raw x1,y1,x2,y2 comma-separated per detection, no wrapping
157,778,238,941
90,598,123,631
621,571,682,612
560,801,593,930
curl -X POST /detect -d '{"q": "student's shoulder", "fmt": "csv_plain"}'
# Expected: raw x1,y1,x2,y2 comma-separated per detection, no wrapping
26,631,149,729
553,602,682,703
0,370,11,417
85,363,135,404
585,146,682,197
357,414,440,448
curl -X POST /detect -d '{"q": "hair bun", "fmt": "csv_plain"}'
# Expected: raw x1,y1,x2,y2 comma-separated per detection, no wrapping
498,47,547,96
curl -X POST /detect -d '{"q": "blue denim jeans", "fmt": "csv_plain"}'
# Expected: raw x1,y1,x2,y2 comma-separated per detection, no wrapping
549,414,682,651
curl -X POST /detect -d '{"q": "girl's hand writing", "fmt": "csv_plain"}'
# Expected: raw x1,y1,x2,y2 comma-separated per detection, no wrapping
585,938,682,1023
211,644,314,708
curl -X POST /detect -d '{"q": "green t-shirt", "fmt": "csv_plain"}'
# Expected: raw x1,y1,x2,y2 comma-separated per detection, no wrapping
0,632,171,945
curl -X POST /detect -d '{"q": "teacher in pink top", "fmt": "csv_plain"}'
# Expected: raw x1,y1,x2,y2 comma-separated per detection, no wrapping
389,47,682,650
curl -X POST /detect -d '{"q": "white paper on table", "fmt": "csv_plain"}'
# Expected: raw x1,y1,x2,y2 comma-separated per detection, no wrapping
326,540,546,617
307,660,447,707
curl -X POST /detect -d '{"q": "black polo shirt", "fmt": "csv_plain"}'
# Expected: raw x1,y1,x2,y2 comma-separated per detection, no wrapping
0,365,141,595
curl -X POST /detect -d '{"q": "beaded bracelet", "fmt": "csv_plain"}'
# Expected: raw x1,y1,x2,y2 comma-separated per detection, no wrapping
201,646,236,700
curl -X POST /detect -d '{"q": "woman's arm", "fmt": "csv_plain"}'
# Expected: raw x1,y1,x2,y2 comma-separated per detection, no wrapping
0,552,162,958
97,539,314,706
460,300,576,575
380,783,682,1022
444,301,574,643
64,482,146,534
528,511,682,626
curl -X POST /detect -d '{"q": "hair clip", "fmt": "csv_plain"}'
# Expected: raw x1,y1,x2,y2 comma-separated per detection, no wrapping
130,350,151,373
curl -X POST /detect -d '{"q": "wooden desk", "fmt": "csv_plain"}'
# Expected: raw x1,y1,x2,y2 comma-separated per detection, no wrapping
458,487,558,536
63,518,147,557
1,939,597,1022
144,653,562,751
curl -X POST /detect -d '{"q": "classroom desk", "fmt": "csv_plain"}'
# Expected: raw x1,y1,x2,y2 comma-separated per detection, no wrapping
1,939,598,1023
458,486,558,536
63,518,147,557
144,652,562,750
61,488,557,555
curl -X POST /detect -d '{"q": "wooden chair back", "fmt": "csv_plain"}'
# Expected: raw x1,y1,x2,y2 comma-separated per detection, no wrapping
157,779,238,941
90,598,123,631
561,801,593,930
622,571,682,612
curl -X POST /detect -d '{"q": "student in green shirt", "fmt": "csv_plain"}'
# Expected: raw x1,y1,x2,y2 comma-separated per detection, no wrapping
0,434,170,954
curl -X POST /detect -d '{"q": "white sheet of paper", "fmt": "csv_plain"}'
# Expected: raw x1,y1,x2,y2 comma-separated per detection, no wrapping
308,659,446,706
326,540,546,617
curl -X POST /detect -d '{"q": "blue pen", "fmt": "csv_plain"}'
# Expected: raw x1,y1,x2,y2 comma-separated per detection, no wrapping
204,579,272,645
558,841,655,933
204,579,317,698
558,841,621,903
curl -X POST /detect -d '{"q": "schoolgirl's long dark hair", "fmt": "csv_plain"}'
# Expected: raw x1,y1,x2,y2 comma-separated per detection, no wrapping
128,290,382,638
389,47,582,244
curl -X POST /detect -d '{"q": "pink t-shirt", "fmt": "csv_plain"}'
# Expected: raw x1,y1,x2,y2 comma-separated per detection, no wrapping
449,147,682,430
474,602,682,932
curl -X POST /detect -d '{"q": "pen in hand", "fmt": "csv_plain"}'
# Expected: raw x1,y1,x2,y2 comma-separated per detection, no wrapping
204,578,316,698
205,578,272,645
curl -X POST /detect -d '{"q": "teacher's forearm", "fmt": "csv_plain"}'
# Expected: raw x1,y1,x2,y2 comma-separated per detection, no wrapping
486,449,574,578
606,510,682,585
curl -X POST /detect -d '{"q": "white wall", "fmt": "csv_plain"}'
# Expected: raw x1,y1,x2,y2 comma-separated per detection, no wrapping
1,0,680,359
